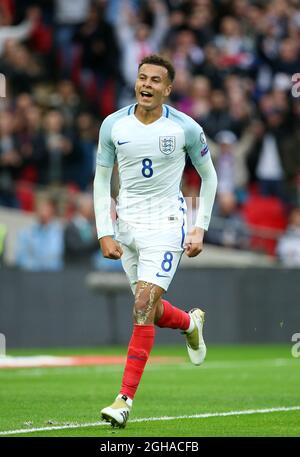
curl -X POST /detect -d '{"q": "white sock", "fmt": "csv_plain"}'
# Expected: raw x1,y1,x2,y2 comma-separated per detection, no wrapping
186,315,195,334
117,394,133,408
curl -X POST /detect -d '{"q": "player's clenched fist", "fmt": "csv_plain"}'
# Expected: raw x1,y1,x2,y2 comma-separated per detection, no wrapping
184,227,204,258
100,236,123,260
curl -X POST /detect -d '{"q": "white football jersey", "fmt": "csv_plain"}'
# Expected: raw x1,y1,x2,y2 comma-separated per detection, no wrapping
97,104,210,230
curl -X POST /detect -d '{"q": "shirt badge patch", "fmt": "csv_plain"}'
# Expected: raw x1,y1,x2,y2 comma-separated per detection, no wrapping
200,132,207,144
159,136,176,155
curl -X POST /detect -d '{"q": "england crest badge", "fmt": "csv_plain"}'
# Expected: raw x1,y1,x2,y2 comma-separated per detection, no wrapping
159,136,176,155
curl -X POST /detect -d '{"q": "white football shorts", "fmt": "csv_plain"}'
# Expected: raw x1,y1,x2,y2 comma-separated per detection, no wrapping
115,218,186,294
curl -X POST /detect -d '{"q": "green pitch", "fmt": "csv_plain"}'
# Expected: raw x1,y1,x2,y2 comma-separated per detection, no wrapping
0,345,299,437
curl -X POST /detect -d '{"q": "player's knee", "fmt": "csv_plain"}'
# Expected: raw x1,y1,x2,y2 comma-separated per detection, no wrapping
133,296,152,324
134,296,149,314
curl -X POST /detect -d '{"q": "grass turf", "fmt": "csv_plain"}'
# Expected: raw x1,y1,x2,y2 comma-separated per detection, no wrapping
0,344,299,437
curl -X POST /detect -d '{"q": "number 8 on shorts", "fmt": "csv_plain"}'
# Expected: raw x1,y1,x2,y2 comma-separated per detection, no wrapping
161,252,173,272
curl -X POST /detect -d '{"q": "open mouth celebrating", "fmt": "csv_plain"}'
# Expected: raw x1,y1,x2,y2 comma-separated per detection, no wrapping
140,91,153,100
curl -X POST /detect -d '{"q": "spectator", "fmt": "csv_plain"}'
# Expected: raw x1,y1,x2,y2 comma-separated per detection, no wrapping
0,110,22,207
1,40,45,95
49,80,82,129
201,89,234,138
115,0,169,105
164,8,186,46
214,15,255,72
197,43,224,89
64,193,98,266
26,6,53,56
15,197,64,271
206,192,249,249
0,9,34,56
72,112,97,191
54,0,91,77
280,127,300,206
15,97,43,184
210,127,255,201
277,207,300,267
64,191,122,270
247,108,288,200
224,74,253,136
189,76,212,121
273,38,299,78
169,68,193,113
186,3,215,47
214,130,238,195
37,110,78,186
168,28,204,75
74,2,119,111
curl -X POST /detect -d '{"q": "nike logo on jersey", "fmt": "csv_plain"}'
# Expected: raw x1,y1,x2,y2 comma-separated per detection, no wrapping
117,140,131,145
201,145,209,156
156,272,169,278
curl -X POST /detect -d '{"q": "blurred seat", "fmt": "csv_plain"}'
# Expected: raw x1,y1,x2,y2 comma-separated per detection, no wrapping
242,195,287,256
15,181,35,212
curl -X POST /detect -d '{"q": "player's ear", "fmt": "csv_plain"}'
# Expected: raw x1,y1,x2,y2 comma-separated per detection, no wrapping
164,84,172,97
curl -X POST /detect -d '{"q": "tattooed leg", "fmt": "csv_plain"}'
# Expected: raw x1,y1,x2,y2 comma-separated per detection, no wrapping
133,281,165,325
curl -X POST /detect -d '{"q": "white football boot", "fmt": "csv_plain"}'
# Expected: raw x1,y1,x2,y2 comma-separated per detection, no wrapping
101,394,132,428
184,308,206,366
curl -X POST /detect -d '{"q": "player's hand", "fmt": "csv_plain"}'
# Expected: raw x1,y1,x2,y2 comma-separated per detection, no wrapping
184,227,204,258
100,236,123,260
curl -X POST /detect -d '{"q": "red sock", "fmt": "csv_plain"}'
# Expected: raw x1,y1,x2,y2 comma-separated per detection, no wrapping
120,324,155,400
156,299,190,331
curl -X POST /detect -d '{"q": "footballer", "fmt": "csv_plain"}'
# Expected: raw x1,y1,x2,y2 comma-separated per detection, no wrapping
93,54,218,428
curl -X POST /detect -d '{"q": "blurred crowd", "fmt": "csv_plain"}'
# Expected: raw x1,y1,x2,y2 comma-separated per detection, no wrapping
13,192,123,271
0,0,300,267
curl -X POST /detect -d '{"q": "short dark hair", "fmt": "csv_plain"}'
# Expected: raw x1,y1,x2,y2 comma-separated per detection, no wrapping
138,54,175,82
